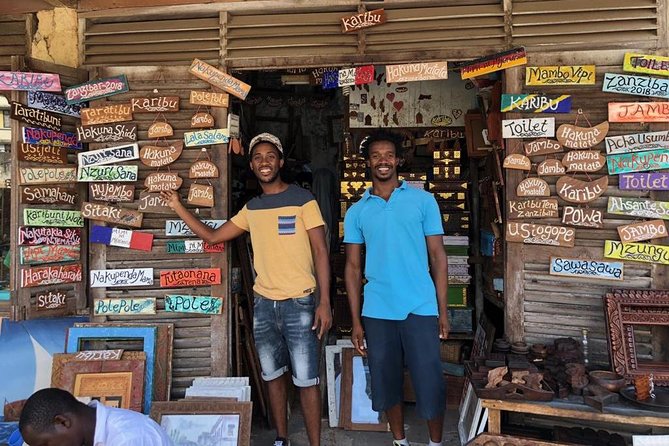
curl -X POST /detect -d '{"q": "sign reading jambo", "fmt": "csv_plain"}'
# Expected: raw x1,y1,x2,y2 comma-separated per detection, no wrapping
77,165,138,182
506,222,576,247
189,59,251,100
81,202,143,228
28,91,83,117
20,245,80,265
617,219,667,243
159,268,222,287
11,101,62,131
18,144,68,164
524,138,563,157
77,123,137,143
525,65,596,86
21,263,82,288
0,71,61,92
23,127,82,150
19,167,77,185
23,209,84,227
341,8,386,33
459,47,527,80
164,295,223,314
21,185,77,205
131,96,179,112
18,227,81,246
80,103,132,126
64,74,129,104
608,102,669,123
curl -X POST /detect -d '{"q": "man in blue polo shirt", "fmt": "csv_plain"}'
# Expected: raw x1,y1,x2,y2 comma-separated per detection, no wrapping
344,130,449,446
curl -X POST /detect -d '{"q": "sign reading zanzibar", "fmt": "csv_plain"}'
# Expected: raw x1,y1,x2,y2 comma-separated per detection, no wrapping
77,143,139,167
23,127,81,150
459,47,527,80
159,268,222,287
164,295,223,314
502,118,555,138
507,198,558,219
24,209,83,227
18,144,68,164
90,268,154,287
617,219,667,243
607,196,669,220
77,165,138,182
28,91,83,117
525,65,596,86
81,202,143,228
21,264,82,288
619,172,669,190
549,257,623,281
11,101,62,130
131,96,179,113
602,73,669,99
501,94,572,113
89,183,135,202
21,185,77,205
609,102,669,123
506,222,575,247
607,149,669,175
624,53,669,77
604,240,669,265
94,298,156,316
77,123,137,143
18,227,81,246
64,74,129,104
19,167,76,185
189,59,251,100
605,130,669,155
0,71,61,91
562,206,604,228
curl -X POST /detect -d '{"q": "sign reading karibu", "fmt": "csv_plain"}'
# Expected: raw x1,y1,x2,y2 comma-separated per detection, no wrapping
604,240,669,265
77,165,138,182
525,65,595,86
160,268,222,287
90,268,154,287
507,199,558,219
623,53,669,77
19,167,76,185
459,47,527,80
617,219,667,243
19,227,81,246
166,240,225,253
77,143,139,167
21,264,82,288
89,183,135,202
609,102,669,123
24,209,83,227
80,103,132,126
20,245,80,265
524,138,563,157
164,295,223,314
607,149,669,175
608,196,669,220
145,172,182,192
602,73,669,99
90,225,153,252
139,141,183,167
131,96,179,113
184,129,229,147
0,71,61,91
341,8,386,33
11,101,62,131
501,94,572,113
556,122,609,149
77,123,137,143
517,177,550,197
28,91,83,117
549,257,623,281
605,130,669,155
165,219,225,236
619,173,669,190
23,127,81,150
94,298,156,316
506,222,575,247
36,291,67,311
21,185,77,205
81,202,143,228
189,59,251,100
189,91,229,108
74,350,124,361
502,118,555,138
556,175,608,204
64,74,129,104
537,159,566,176
562,206,603,228
18,144,68,164
385,62,448,83
562,150,606,172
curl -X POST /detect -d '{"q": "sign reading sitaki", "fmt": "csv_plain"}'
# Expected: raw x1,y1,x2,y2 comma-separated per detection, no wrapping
525,65,595,86
164,295,223,314
77,123,137,143
131,96,179,113
617,219,667,243
21,264,82,288
609,102,669,123
341,8,386,33
24,209,83,227
65,75,129,104
506,222,575,247
502,118,555,138
80,103,132,126
89,183,135,202
604,240,669,265
11,101,62,130
35,291,68,311
0,71,61,91
385,61,448,83
159,268,222,287
18,144,68,164
607,149,669,175
189,59,251,100
607,196,669,220
549,257,623,281
507,199,558,219
459,47,527,80
81,202,143,228
562,206,603,229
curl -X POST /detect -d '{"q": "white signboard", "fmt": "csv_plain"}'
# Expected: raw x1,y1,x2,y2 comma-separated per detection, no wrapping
77,143,139,167
90,268,154,287
165,219,226,236
502,118,555,139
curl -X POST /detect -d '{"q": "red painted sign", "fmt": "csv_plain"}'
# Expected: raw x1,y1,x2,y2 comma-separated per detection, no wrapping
159,268,222,287
21,263,83,288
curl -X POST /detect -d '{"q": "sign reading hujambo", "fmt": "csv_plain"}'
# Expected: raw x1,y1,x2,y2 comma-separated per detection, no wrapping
131,96,179,113
0,71,61,92
189,59,251,100
81,202,143,228
19,167,76,185
525,65,595,86
517,177,550,197
89,183,135,202
21,264,82,288
537,159,566,176
619,173,669,190
94,298,156,316
145,172,183,192
623,53,669,77
607,149,669,175
164,295,223,314
604,240,669,265
459,47,527,80
506,222,575,247
77,123,137,143
19,227,81,246
549,257,623,281
11,101,62,131
501,94,572,113
90,268,153,287
20,245,80,265
507,198,558,219
24,209,83,227
35,291,68,311
556,175,608,204
77,143,139,167
524,138,563,157
605,130,669,155
18,144,68,164
159,268,222,287
602,73,669,99
77,165,138,182
562,206,603,229
65,74,129,104
617,219,667,243
341,8,386,33
562,150,606,173
556,121,609,149
28,91,83,118
385,61,448,83
607,196,669,220
21,185,77,205
609,102,669,123
80,103,132,126
189,90,229,108
23,127,81,150
139,141,183,167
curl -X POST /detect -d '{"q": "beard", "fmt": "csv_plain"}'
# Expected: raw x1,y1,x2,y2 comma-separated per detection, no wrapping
256,169,281,184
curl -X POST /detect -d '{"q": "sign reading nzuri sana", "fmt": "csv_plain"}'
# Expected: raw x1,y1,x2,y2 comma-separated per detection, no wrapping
94,298,156,316
77,165,138,182
77,143,139,168
604,240,669,265
549,257,623,281
189,59,251,100
525,65,595,86
459,47,527,80
160,268,222,287
64,74,129,104
164,295,223,314
608,102,669,123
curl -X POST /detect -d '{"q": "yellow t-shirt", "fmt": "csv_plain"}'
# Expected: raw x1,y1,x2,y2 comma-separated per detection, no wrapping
230,184,325,300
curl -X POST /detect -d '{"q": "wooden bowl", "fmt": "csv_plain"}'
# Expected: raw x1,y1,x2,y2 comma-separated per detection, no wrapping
589,370,626,392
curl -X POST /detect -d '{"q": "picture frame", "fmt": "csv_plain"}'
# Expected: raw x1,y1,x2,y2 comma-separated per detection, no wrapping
339,348,388,432
325,341,353,427
458,382,488,445
150,400,252,446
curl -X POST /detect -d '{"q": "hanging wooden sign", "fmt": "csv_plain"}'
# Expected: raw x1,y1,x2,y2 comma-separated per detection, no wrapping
607,196,669,220
189,59,251,100
605,130,669,155
10,101,62,130
80,103,133,126
502,118,555,138
0,71,61,92
164,295,223,314
131,96,179,113
94,298,156,316
138,191,173,214
147,122,173,138
20,245,80,265
189,90,229,108
459,47,527,80
165,219,225,236
159,268,222,287
604,240,669,265
77,165,138,182
35,291,68,311
90,225,153,252
19,167,76,185
507,198,558,219
24,208,84,227
165,239,225,253
81,201,144,228
184,128,230,147
556,175,608,204
139,141,183,167
189,160,219,178
524,138,563,157
506,222,576,247
89,183,135,202
617,219,668,243
145,172,183,192
501,94,572,113
337,68,356,87
385,61,448,83
549,257,623,281
517,177,550,197
73,349,124,361
90,268,154,287
619,172,669,190
503,154,531,170
21,263,82,288
341,8,386,33
562,150,606,172
525,65,596,86
18,143,68,164
77,123,137,143
556,121,609,149
77,143,139,167
187,184,214,207
19,226,81,246
623,53,669,77
64,74,129,104
602,73,669,99
607,149,669,175
537,159,566,176
609,102,669,123
191,112,214,128
28,91,83,117
562,206,604,228
21,185,77,205
23,127,82,150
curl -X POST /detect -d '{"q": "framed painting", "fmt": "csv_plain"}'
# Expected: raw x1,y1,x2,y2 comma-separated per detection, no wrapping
458,382,488,445
74,372,133,409
339,348,388,432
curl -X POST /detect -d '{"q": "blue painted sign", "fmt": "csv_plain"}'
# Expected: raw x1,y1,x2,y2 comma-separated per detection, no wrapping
183,128,229,147
549,257,623,281
22,127,81,150
602,73,669,99
607,149,669,174
501,94,572,113
27,91,84,117
164,295,223,314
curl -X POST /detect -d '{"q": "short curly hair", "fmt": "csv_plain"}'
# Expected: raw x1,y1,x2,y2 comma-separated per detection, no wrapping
360,129,404,159
19,388,83,434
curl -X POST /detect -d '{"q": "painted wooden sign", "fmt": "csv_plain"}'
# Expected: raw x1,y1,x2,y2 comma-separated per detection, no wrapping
562,150,606,172
81,202,143,228
77,143,139,167
501,94,572,113
131,96,179,113
23,127,82,150
607,149,669,175
506,222,576,247
537,159,566,176
525,65,596,86
21,263,82,288
18,227,81,246
0,71,61,91
549,257,623,281
77,123,137,143
90,268,154,287
517,177,550,197
159,268,222,287
24,209,84,227
74,350,124,361
604,240,669,265
385,61,448,83
164,295,223,314
20,245,80,265
189,160,219,178
89,183,135,202
65,74,128,104
184,128,230,147
354,65,375,85
147,122,173,138
165,239,225,253
19,167,76,185
341,8,386,33
11,101,62,130
77,165,138,182
187,184,214,207
165,219,225,236
623,53,669,77
524,138,563,157
80,103,132,126
337,68,356,87
138,191,173,214
18,143,68,164
608,196,669,220
556,175,608,204
503,154,531,170
189,90,229,108
619,172,669,190
90,225,153,252
602,73,669,99
507,198,558,219
191,112,214,128
617,219,667,243
21,185,77,205
189,59,251,100
145,172,182,192
502,118,555,138
609,102,669,123
94,298,156,316
28,91,83,117
605,130,669,156
139,141,183,167
562,206,604,228
459,47,527,80
36,291,68,311
556,121,609,149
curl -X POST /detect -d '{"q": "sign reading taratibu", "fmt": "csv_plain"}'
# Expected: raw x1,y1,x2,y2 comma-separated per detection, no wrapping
459,47,527,80
602,73,669,99
64,74,129,104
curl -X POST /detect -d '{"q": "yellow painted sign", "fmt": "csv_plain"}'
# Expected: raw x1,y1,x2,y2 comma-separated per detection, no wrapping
526,65,596,86
460,48,527,80
604,240,669,265
623,53,669,77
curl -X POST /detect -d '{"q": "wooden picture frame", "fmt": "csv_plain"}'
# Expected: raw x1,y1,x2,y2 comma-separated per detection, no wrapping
325,341,353,427
458,382,488,445
339,348,388,432
465,112,490,158
150,400,252,446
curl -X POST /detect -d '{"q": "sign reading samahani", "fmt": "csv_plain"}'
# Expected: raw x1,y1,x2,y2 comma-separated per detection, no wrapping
549,257,623,281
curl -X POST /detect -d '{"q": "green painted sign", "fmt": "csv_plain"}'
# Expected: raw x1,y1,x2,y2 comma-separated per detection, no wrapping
23,208,84,227
607,149,669,174
604,240,669,265
93,298,156,316
607,196,669,220
164,295,223,314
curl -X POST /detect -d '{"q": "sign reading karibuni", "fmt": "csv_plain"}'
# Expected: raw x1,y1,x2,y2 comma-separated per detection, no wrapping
525,65,595,86
459,47,527,80
164,295,223,314
131,96,179,113
0,71,61,92
21,263,82,288
341,8,386,33
80,103,133,126
24,209,84,227
11,101,62,130
506,222,575,247
64,74,129,104
604,240,669,265
19,227,81,246
159,268,222,287
23,127,81,150
189,59,251,100
549,257,623,281
81,202,143,228
18,144,68,164
76,123,137,143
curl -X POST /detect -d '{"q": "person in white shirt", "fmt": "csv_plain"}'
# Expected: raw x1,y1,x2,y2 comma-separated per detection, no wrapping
19,388,173,446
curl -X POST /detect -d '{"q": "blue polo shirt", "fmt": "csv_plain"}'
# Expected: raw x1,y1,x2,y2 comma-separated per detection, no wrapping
344,181,444,320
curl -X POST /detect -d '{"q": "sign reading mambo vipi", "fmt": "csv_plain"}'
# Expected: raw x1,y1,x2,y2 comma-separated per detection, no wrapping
607,196,669,220
19,227,81,246
19,167,77,185
0,71,61,91
94,298,156,316
619,173,669,190
549,257,623,281
90,225,153,252
131,96,179,113
556,175,608,204
341,8,386,33
89,183,135,202
140,141,183,167
145,172,183,192
81,202,143,228
77,123,137,143
165,219,225,236
624,53,669,77
21,185,77,205
190,90,229,108
90,268,154,287
524,138,563,157
604,240,669,265
501,94,572,113
36,291,68,311
11,101,62,131
184,128,229,147
459,47,527,80
607,149,669,175
23,127,81,150
525,65,595,86
189,59,251,100
164,295,223,314
166,240,225,253
160,268,222,287
77,143,139,167
608,102,669,123
21,264,82,288
507,198,558,219
506,222,575,247
556,122,609,149
502,118,555,138
24,209,84,227
20,245,80,265
18,144,68,164
77,165,138,182
74,350,124,361
64,74,129,104
605,130,669,155
562,206,603,229
602,73,669,99
385,61,448,83
517,177,550,197
80,103,133,126
617,219,667,243
28,91,83,117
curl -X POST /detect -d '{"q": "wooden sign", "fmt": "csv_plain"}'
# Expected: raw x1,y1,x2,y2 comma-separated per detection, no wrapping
145,172,183,192
459,47,527,80
24,209,84,227
90,225,153,252
82,202,144,228
517,177,550,197
165,219,224,236
147,122,173,138
89,183,135,202
164,295,223,314
184,128,229,147
77,123,137,143
131,96,179,113
28,91,83,117
607,149,669,175
74,350,124,361
21,185,77,205
189,59,251,100
562,206,604,228
608,196,669,220
90,268,154,287
609,102,669,123
159,268,222,287
77,165,138,182
21,263,82,288
502,118,555,138
36,291,68,311
187,184,214,207
605,130,669,155
503,154,531,170
507,198,558,219
165,239,225,253
20,245,80,265
506,222,575,247
18,143,68,164
189,90,229,108
619,172,669,190
139,141,183,167
525,65,596,86
191,112,214,128
385,61,448,83
19,167,76,185
524,138,563,157
65,74,128,104
556,121,609,149
549,257,623,281
189,160,219,178
23,127,82,150
337,68,356,87
556,175,608,204
0,71,61,91
604,240,669,265
138,191,173,214
18,227,81,246
562,150,606,172
11,101,62,130
80,103,133,126
94,298,156,316
537,159,566,176
623,53,669,77
77,143,139,167
501,94,572,113
341,8,386,33
617,219,667,243
602,73,669,99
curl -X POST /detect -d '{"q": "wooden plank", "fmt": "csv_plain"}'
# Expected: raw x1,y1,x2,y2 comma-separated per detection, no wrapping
556,121,609,149
64,74,129,104
77,143,139,167
608,149,669,174
18,226,81,246
183,128,229,146
81,201,143,228
556,176,608,203
131,96,179,112
562,207,604,229
501,94,572,113
506,222,576,247
89,183,135,202
145,172,183,191
609,102,669,123
90,268,154,287
459,47,526,79
549,257,623,281
0,70,61,91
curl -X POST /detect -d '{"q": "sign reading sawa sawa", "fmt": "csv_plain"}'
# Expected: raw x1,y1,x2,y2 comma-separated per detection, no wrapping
549,257,623,281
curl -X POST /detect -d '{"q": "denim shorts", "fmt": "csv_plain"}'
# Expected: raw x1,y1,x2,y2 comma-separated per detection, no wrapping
253,293,320,387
